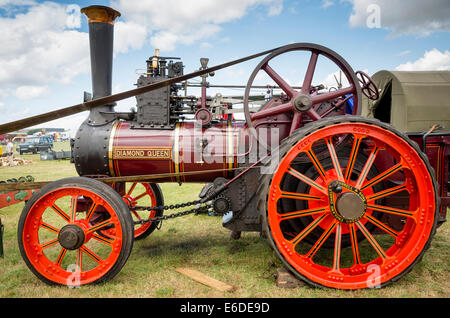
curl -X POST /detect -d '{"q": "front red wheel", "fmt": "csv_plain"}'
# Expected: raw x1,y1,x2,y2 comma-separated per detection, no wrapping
262,116,439,289
18,177,134,286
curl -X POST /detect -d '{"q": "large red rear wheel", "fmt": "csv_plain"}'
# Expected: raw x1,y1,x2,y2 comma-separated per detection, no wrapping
261,116,439,289
18,177,134,286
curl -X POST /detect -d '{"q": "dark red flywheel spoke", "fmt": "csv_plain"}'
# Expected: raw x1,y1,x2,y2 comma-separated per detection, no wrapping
249,101,293,121
311,86,355,106
289,112,302,135
262,63,297,98
301,51,319,94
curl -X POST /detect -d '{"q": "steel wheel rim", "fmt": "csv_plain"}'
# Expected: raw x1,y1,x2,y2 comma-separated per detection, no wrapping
267,122,437,289
21,187,124,286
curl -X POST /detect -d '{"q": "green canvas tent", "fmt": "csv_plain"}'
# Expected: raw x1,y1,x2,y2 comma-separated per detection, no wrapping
362,71,450,132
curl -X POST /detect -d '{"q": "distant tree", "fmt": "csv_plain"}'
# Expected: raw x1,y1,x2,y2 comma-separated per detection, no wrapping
27,129,42,135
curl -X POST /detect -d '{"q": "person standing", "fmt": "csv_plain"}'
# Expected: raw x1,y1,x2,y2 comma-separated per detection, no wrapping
5,136,15,166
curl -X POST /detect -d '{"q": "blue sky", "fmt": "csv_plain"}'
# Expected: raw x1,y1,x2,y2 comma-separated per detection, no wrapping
0,0,449,134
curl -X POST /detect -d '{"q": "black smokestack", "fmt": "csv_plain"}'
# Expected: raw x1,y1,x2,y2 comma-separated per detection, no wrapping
73,6,121,177
81,5,121,121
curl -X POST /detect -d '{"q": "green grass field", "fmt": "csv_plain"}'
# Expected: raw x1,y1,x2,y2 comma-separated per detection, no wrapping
0,142,448,298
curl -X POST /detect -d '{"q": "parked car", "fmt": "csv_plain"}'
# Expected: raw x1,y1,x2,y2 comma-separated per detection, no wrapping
16,136,53,155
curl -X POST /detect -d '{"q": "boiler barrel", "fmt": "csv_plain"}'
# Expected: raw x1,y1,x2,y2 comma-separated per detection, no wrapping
106,121,243,183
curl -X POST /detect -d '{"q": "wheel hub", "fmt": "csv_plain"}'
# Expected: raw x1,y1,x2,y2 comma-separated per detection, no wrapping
58,224,85,250
329,181,367,223
335,192,365,222
293,94,312,112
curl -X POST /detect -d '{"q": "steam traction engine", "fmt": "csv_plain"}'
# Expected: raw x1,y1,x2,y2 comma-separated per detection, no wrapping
1,6,448,290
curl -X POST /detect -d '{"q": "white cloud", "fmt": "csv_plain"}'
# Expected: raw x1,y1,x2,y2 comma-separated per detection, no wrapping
345,0,450,36
114,21,147,54
15,86,49,100
0,2,89,97
396,49,450,71
111,0,284,51
268,0,283,16
321,0,334,9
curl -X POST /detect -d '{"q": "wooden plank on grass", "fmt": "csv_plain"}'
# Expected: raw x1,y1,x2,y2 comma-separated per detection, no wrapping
175,268,235,292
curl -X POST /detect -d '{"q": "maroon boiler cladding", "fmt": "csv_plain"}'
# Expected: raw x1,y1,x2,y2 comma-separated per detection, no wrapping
106,120,244,183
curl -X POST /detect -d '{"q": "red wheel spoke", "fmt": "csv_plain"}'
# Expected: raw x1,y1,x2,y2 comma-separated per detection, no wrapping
290,214,327,246
40,222,59,234
51,204,70,223
306,148,326,178
306,220,337,259
364,214,399,238
133,192,149,201
250,101,293,121
302,51,319,94
279,190,323,201
55,248,67,266
86,202,98,222
367,204,416,218
331,223,342,272
326,137,344,181
344,135,364,182
77,248,83,273
287,166,327,194
280,207,328,221
81,246,103,264
356,221,387,260
132,210,143,220
355,146,379,189
349,223,361,265
360,162,403,191
41,238,59,250
70,195,77,222
366,184,407,201
92,233,115,246
262,63,297,98
86,219,113,234
126,182,137,196
311,86,354,105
